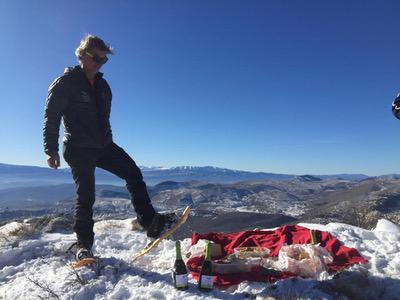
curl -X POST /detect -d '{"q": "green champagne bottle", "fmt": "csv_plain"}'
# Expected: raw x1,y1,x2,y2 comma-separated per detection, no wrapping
198,240,213,291
310,229,318,244
172,240,188,290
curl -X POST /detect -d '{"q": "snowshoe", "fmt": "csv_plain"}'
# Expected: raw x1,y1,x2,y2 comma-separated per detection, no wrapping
133,206,191,261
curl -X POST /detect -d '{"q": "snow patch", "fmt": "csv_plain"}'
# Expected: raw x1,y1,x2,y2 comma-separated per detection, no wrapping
0,219,399,299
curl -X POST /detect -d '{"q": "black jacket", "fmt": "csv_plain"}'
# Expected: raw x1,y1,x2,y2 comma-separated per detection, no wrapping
43,66,113,155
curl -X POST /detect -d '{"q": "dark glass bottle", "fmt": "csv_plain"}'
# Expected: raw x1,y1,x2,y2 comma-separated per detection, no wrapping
198,240,214,291
310,229,318,244
172,240,188,290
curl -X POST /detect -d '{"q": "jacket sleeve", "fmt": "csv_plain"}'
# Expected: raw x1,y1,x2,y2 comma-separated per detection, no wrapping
43,77,69,156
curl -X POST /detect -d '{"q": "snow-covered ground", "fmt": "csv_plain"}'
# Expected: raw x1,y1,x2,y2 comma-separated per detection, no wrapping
0,218,399,300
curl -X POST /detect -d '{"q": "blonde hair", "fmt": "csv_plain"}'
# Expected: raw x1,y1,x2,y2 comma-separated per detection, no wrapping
75,34,113,60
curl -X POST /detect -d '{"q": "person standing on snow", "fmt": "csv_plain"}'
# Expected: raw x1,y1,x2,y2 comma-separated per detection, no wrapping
43,34,176,261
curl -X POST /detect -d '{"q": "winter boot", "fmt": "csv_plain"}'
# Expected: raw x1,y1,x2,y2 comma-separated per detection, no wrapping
146,212,179,239
76,247,94,261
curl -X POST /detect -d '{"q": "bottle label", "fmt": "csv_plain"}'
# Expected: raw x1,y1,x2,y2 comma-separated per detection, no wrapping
174,274,188,288
200,275,213,289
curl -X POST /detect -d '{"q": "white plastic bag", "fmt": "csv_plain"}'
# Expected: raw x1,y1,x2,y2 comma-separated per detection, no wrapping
269,244,333,278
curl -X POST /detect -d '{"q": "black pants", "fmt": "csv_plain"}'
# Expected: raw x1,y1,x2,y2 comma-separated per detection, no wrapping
63,142,156,249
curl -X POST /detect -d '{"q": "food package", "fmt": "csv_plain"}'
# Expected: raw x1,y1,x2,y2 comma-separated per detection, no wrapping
212,247,270,274
269,244,333,278
232,247,271,260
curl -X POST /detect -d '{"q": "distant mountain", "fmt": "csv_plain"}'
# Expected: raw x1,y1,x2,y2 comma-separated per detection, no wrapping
317,174,372,181
0,163,371,189
0,184,76,210
378,174,400,180
0,163,123,188
1,176,400,226
141,165,295,184
294,175,323,182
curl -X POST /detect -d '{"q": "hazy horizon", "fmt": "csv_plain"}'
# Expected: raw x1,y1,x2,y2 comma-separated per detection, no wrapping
0,161,390,177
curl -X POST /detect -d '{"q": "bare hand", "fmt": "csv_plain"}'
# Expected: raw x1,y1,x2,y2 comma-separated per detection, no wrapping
47,153,60,169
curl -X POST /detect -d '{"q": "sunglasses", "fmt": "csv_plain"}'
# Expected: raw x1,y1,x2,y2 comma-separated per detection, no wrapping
85,51,108,64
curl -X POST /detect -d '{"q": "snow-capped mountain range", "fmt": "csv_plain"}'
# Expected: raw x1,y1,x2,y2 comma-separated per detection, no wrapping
0,163,372,189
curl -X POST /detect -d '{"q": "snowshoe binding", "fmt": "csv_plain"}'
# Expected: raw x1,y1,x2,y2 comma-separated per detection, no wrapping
146,212,180,239
76,247,94,261
67,242,98,269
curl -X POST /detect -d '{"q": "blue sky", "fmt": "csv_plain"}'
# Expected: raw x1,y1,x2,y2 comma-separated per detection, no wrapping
1,0,400,175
